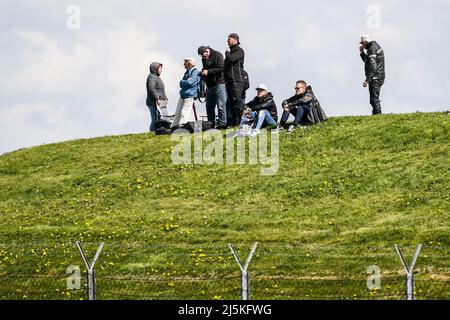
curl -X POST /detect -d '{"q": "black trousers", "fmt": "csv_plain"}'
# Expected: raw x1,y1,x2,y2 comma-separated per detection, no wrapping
226,82,245,127
369,79,384,115
280,105,310,126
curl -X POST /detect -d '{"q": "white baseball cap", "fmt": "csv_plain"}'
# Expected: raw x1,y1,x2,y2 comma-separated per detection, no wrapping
256,84,268,91
360,34,372,44
184,57,196,65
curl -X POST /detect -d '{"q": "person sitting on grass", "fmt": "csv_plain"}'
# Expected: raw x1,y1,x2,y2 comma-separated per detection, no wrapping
235,84,278,137
276,80,328,133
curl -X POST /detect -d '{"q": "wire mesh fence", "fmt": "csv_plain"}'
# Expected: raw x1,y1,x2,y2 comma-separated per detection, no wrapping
0,242,449,300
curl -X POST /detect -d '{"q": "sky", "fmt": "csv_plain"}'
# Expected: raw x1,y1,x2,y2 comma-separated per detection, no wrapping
0,0,449,154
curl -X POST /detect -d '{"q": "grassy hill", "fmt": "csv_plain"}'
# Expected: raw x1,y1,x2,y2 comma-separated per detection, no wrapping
0,112,449,300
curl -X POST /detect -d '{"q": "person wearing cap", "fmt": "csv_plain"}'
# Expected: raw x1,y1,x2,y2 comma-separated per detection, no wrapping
224,33,247,127
146,62,168,132
234,84,277,137
197,46,228,129
276,80,328,133
171,58,200,129
359,34,385,115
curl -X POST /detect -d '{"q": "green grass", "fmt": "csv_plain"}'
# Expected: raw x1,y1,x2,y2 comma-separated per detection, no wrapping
0,112,449,300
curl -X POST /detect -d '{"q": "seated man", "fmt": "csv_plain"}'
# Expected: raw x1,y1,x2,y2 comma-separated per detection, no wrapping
235,84,278,137
277,80,328,133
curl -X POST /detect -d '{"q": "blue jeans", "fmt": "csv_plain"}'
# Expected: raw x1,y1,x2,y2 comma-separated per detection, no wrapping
148,104,160,132
280,105,310,126
254,110,277,129
206,84,227,127
239,111,256,129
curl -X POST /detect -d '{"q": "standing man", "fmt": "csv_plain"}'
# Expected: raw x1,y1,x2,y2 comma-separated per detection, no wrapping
224,33,247,127
198,46,228,129
360,34,385,115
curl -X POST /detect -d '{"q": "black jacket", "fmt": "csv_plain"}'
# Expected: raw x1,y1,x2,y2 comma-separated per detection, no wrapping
282,86,328,125
246,92,278,122
201,48,225,88
360,41,385,82
224,44,245,84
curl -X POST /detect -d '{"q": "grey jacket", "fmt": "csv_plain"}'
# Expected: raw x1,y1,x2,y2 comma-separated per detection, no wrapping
146,62,168,107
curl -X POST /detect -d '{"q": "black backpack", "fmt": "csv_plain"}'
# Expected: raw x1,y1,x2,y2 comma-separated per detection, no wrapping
242,70,250,92
155,120,172,135
179,121,214,133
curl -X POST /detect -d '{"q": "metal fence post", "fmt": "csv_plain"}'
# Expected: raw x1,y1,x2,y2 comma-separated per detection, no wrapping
77,242,104,300
395,244,422,300
229,242,258,300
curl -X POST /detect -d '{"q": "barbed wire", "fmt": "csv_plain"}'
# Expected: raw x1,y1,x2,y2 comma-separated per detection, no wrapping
0,242,449,300
1,278,448,300
2,274,449,283
1,242,449,250
251,290,406,300
97,289,241,300
99,275,240,282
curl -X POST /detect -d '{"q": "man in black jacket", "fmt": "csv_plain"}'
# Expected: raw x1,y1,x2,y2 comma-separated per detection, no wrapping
360,34,386,115
246,84,278,124
277,80,328,133
234,84,277,137
224,33,248,127
198,46,228,129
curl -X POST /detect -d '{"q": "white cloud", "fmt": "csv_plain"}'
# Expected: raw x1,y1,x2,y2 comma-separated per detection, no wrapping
0,21,184,153
4,30,105,96
82,20,181,125
0,102,81,153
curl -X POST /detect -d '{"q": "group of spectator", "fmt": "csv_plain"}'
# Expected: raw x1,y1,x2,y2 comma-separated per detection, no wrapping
146,33,385,135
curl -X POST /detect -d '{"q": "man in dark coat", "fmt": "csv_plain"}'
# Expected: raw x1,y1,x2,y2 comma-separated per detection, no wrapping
277,80,328,133
360,34,386,115
234,84,277,137
198,46,228,129
246,84,278,124
224,33,249,127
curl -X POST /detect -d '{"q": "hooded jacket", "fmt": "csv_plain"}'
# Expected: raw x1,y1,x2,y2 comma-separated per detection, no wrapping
360,41,385,82
282,86,328,125
146,62,168,107
246,92,278,122
224,44,245,84
201,48,225,88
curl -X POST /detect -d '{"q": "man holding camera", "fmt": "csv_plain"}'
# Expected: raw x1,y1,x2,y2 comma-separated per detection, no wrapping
360,34,386,115
198,46,228,129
